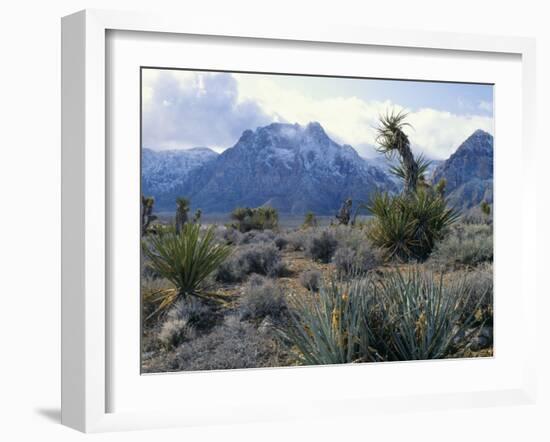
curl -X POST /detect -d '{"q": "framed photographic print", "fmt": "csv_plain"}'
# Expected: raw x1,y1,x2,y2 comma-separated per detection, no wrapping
61,9,538,432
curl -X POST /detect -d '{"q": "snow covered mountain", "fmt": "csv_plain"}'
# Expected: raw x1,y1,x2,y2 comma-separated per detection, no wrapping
141,147,219,211
432,129,493,211
143,122,396,214
142,125,493,215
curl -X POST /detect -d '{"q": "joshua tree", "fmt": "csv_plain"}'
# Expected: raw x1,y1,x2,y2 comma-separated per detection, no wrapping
480,200,491,216
302,211,318,228
193,208,202,224
260,206,279,230
141,195,157,237
175,197,190,234
336,199,352,225
375,110,419,195
435,178,447,197
231,207,250,223
230,207,253,232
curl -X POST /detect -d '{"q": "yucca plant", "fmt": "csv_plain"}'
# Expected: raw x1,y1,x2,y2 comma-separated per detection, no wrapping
257,206,279,230
388,153,432,189
376,268,485,360
375,110,418,195
142,223,232,314
302,211,318,229
230,206,279,232
366,192,417,260
281,278,378,365
175,197,190,234
368,110,459,261
141,195,157,237
367,189,459,261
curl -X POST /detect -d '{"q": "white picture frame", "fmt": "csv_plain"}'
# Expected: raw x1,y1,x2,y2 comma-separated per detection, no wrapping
61,9,538,433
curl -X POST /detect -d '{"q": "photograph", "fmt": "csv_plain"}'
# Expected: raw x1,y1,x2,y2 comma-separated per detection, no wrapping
140,68,494,373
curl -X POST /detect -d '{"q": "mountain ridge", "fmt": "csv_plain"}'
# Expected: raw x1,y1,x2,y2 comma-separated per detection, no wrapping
143,122,396,214
432,129,493,211
142,124,493,214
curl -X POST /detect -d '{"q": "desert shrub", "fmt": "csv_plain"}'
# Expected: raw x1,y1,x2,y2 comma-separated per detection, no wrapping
238,229,276,245
141,224,232,311
274,234,289,250
239,275,287,320
306,230,338,263
281,278,377,365
214,226,243,245
462,205,493,225
238,243,285,276
215,257,246,283
429,223,493,269
141,254,163,279
231,206,279,232
215,243,285,282
447,263,493,326
333,243,382,277
367,190,459,262
172,315,285,371
285,230,309,251
141,275,173,294
166,297,217,331
333,225,368,249
158,318,195,350
376,268,485,360
299,270,322,292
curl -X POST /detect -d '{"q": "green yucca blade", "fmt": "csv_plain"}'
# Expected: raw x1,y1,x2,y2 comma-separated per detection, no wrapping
367,188,459,262
376,267,485,360
280,278,377,365
142,224,232,312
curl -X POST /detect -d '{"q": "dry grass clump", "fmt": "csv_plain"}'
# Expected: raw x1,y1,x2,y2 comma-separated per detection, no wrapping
215,243,286,283
446,262,493,326
283,230,309,251
333,225,370,247
239,275,287,320
141,276,174,320
333,243,382,278
299,270,322,292
430,223,493,269
238,229,276,245
214,225,243,245
166,297,219,331
461,206,493,225
158,318,195,350
274,234,289,250
172,315,288,371
306,230,338,263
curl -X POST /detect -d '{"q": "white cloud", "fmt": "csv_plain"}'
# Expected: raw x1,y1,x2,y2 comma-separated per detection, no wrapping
142,70,493,159
478,100,493,113
141,70,272,150
407,109,493,159
236,75,493,160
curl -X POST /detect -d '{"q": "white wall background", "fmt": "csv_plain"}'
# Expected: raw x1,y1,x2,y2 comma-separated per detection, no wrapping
0,1,547,440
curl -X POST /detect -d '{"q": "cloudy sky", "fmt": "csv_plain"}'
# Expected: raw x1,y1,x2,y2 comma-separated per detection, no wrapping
142,68,493,160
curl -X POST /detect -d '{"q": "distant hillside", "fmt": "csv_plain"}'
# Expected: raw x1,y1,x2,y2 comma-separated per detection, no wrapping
432,129,493,211
142,125,492,215
141,147,218,211
143,122,397,215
